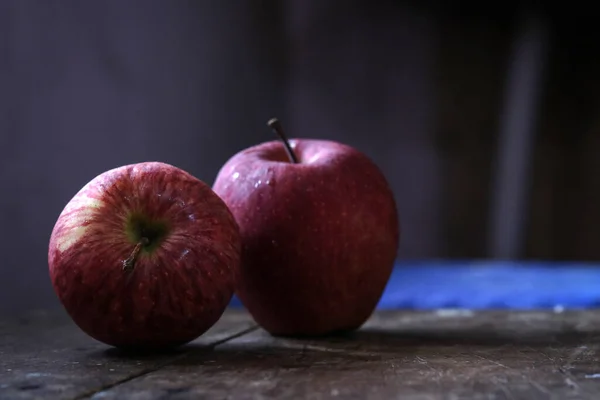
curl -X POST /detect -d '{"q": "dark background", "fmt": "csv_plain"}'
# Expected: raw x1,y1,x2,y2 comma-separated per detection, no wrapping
1,1,599,315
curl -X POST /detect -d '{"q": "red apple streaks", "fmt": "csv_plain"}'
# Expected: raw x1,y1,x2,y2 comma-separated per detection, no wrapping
49,162,241,349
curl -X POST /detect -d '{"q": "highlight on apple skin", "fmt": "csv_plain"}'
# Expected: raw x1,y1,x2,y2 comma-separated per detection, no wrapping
213,119,400,337
48,162,241,350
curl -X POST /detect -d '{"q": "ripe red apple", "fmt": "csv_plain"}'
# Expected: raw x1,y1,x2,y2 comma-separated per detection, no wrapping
213,118,400,336
48,162,241,349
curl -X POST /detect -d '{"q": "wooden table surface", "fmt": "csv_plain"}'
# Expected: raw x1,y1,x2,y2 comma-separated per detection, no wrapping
1,308,600,400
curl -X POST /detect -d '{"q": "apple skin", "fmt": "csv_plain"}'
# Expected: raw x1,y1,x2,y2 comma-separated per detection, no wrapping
213,139,399,336
48,162,241,349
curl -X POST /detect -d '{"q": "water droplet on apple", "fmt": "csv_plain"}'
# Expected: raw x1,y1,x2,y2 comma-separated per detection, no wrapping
179,249,190,260
232,172,240,180
254,180,262,188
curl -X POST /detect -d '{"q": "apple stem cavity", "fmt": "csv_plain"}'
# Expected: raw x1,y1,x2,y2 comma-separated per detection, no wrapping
268,118,299,164
122,237,150,273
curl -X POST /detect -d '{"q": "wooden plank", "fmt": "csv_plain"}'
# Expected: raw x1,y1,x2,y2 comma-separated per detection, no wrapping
93,309,600,399
0,308,256,400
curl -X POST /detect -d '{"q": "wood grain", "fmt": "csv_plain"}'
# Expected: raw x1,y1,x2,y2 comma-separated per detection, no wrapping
90,309,600,400
0,308,256,400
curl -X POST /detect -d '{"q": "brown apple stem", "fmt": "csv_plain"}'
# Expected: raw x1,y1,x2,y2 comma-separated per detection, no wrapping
268,118,299,164
122,237,149,273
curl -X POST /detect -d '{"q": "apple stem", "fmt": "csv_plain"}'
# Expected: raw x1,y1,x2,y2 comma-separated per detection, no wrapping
122,237,150,273
268,118,299,164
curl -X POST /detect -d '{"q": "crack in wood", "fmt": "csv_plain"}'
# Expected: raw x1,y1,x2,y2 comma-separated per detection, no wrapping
71,325,258,400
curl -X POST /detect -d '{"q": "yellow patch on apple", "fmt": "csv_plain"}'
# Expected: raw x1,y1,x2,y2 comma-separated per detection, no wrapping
56,197,103,252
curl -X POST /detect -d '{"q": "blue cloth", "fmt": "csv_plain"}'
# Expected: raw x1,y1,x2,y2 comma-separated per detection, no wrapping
228,261,600,310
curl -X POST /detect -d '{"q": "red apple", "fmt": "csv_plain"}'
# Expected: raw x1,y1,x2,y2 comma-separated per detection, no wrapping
48,162,241,349
213,119,400,336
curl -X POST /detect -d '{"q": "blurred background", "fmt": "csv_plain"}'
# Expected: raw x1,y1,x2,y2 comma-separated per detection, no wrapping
2,1,599,315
